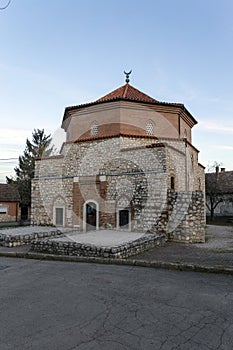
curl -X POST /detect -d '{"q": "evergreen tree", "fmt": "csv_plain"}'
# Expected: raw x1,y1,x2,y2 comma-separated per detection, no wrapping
6,129,53,209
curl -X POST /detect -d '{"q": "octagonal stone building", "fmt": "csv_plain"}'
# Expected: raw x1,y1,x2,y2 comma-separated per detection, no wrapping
31,78,206,243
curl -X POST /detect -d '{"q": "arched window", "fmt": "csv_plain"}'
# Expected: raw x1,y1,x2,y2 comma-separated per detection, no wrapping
91,122,98,136
146,121,154,135
184,129,187,139
191,154,194,168
171,176,175,190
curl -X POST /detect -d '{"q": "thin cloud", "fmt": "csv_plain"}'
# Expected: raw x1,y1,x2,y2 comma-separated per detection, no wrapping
0,128,31,145
215,145,233,150
197,121,233,133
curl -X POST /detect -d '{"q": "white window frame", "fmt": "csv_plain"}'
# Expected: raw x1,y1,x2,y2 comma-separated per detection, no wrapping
116,207,131,231
53,206,65,227
0,205,8,214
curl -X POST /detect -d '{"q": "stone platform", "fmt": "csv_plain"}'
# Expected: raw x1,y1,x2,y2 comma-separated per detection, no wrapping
30,230,166,259
0,226,166,258
0,226,67,247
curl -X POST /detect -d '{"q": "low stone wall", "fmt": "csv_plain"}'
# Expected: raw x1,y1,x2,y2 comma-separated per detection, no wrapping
31,233,166,259
0,229,64,247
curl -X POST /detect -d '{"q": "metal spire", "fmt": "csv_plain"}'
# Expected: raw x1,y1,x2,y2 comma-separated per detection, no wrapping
124,70,132,84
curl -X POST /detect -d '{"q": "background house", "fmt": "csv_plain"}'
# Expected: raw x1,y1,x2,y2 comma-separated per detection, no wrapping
0,184,20,223
206,167,233,217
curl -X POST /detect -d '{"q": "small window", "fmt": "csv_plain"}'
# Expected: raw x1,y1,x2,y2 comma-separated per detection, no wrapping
171,176,175,190
146,121,154,135
191,154,194,168
55,207,64,226
91,122,98,136
0,206,7,214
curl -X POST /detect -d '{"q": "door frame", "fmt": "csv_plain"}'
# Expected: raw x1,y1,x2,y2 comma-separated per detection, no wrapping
83,200,99,231
116,207,131,231
53,205,65,227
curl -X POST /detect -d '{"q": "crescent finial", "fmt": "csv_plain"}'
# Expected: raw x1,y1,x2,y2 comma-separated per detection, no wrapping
124,70,132,84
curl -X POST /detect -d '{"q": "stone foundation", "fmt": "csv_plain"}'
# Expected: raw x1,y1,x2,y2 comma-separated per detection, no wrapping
0,228,64,247
31,233,166,259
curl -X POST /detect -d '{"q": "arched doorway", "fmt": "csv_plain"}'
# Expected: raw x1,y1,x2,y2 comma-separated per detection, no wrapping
84,201,99,231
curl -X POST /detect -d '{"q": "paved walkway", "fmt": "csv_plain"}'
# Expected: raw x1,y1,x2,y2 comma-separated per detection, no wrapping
133,225,233,268
0,225,232,273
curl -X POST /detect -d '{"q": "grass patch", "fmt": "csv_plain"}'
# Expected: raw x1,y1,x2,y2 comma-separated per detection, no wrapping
0,225,18,230
213,249,233,254
206,216,233,226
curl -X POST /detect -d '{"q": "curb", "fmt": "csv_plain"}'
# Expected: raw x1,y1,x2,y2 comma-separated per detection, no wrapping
0,251,233,275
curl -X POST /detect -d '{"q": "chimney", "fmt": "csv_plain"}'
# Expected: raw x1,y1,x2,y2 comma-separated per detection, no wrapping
216,166,219,175
221,168,225,172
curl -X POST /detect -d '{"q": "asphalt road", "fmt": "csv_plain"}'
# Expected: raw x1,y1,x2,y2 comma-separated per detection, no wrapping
0,258,232,350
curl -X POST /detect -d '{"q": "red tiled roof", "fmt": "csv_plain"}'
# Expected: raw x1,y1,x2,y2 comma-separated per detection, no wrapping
96,84,157,103
74,133,158,143
0,184,20,202
35,155,64,161
62,83,197,126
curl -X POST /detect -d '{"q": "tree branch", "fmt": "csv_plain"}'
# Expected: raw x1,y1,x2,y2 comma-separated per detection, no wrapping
206,202,211,211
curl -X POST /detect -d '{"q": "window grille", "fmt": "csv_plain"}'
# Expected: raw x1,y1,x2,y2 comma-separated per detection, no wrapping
146,121,154,135
91,122,98,136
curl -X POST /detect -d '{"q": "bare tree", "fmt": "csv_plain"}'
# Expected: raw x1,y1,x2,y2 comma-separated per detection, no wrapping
205,170,223,221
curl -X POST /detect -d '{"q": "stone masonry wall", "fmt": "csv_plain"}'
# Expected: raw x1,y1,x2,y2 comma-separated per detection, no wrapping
31,177,73,226
31,136,205,243
154,190,205,243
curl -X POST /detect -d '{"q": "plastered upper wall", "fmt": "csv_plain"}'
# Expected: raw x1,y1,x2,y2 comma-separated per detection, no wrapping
63,101,193,143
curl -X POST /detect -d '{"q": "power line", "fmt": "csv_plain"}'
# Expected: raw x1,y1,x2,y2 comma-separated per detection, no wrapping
0,0,11,10
0,158,18,161
0,172,14,174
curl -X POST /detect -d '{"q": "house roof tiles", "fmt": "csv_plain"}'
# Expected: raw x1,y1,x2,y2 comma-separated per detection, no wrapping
206,170,233,194
0,184,20,202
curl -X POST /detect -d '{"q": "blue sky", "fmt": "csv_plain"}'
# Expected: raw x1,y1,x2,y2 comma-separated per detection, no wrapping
0,0,233,182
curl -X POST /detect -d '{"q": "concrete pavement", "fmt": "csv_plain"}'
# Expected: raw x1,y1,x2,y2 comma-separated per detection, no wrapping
0,257,233,350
